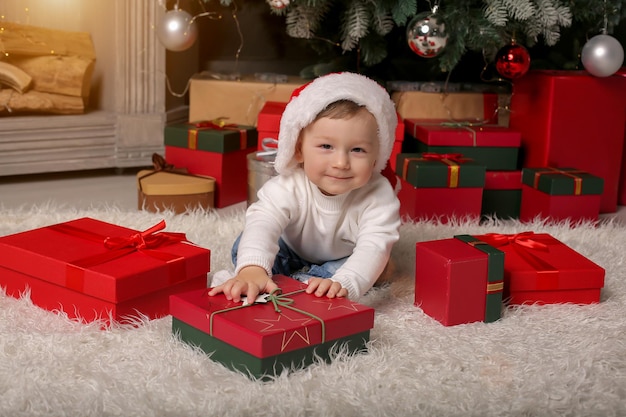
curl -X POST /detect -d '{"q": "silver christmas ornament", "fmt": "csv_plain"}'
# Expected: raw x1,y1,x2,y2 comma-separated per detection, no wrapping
406,11,448,58
581,34,624,77
156,7,198,52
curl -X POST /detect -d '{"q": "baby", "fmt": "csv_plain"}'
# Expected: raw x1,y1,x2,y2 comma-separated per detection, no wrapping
210,72,401,303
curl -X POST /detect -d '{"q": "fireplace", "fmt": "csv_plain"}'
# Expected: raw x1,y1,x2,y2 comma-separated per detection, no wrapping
0,0,195,176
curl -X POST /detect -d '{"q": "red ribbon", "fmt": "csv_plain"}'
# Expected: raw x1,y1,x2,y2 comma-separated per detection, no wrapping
188,118,248,150
478,232,560,290
50,220,189,293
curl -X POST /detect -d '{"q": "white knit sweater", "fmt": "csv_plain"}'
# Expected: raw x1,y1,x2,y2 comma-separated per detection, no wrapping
235,170,401,299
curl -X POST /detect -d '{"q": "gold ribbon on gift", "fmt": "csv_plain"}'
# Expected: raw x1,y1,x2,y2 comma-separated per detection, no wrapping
187,118,248,150
402,152,469,188
464,239,505,295
137,153,198,193
207,288,327,349
532,167,587,196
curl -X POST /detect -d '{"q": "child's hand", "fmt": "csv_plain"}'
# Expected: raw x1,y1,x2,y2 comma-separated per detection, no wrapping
208,266,277,303
305,277,348,298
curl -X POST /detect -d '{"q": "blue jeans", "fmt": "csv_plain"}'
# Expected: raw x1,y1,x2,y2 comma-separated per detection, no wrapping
230,234,347,282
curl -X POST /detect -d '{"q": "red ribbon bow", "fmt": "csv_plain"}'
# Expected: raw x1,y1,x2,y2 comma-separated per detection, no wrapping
103,220,188,251
421,152,466,164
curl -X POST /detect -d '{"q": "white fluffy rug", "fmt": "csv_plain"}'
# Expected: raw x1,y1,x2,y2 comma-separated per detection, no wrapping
1,203,625,417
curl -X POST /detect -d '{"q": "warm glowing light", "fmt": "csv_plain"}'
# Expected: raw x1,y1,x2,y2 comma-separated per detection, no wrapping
594,47,606,57
168,21,181,31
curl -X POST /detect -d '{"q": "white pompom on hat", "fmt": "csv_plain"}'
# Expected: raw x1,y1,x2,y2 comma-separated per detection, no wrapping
274,72,398,175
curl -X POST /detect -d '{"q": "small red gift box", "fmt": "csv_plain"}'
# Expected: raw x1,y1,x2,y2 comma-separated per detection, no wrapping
164,121,258,208
0,218,211,324
415,236,504,326
256,101,286,152
396,153,485,223
473,232,605,305
520,167,604,223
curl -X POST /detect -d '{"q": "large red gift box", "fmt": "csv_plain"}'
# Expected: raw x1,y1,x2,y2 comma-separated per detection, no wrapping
164,122,257,208
404,119,521,171
0,218,210,324
473,232,605,305
509,70,626,213
415,235,504,326
170,275,374,378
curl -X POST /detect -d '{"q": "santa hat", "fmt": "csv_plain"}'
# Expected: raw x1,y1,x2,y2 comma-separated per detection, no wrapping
274,72,398,175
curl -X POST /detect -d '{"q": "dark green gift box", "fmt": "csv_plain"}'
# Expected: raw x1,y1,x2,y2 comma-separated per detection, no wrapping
164,122,258,153
521,167,604,195
173,318,369,380
396,152,486,188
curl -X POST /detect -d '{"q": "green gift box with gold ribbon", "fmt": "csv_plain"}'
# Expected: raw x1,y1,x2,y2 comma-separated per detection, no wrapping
169,275,374,379
396,152,486,188
164,120,258,154
404,119,521,171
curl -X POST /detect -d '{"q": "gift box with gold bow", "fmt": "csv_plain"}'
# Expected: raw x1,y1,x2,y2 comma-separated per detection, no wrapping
396,152,486,223
164,120,258,208
170,275,374,380
473,232,605,305
520,167,604,223
403,119,521,171
415,235,505,326
0,218,210,325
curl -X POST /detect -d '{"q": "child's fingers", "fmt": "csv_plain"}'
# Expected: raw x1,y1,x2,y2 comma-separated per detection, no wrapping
207,284,224,296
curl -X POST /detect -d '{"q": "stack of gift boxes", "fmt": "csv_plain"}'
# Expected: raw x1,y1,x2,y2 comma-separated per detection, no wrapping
390,69,626,224
0,71,619,380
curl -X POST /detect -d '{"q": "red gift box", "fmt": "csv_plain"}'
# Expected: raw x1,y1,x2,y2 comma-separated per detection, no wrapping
165,146,254,208
388,113,406,171
397,178,483,223
415,236,504,326
473,232,605,305
520,167,604,223
256,101,287,152
169,274,374,358
509,70,626,213
0,218,210,324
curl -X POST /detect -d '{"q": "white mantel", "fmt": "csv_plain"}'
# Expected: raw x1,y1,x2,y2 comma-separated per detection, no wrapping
0,0,193,176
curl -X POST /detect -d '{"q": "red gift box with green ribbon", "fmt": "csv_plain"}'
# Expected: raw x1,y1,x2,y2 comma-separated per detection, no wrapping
415,235,504,326
520,167,604,223
396,152,486,223
404,119,521,171
170,275,374,379
473,232,605,305
0,217,210,324
164,119,258,208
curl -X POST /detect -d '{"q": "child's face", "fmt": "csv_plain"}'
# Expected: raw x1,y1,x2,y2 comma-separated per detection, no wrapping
294,108,379,196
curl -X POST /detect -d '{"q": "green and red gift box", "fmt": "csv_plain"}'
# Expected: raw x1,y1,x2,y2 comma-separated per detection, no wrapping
0,217,210,324
482,170,522,219
164,120,258,208
474,232,605,305
396,152,486,223
170,274,374,379
415,235,504,326
403,119,521,171
520,167,604,223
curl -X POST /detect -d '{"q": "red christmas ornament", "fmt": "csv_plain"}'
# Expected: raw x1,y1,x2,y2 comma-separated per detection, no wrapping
495,43,531,79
